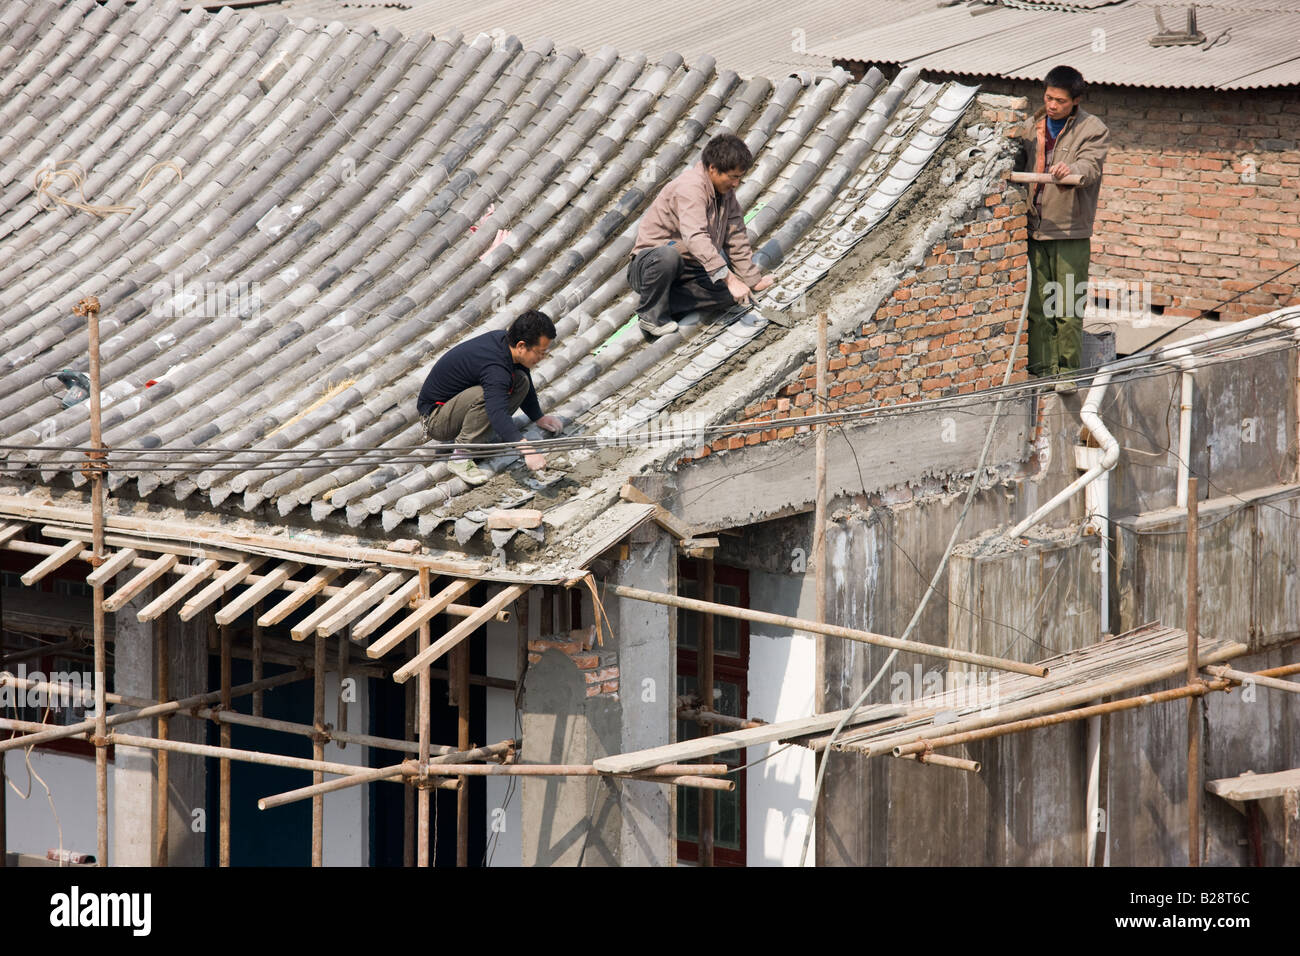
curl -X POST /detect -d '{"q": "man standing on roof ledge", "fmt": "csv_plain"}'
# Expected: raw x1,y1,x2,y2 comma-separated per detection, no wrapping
628,133,776,338
1013,64,1109,396
417,310,562,487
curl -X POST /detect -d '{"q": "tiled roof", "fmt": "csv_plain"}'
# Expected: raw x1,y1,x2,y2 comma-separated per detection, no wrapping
0,0,994,573
812,0,1300,89
213,0,937,81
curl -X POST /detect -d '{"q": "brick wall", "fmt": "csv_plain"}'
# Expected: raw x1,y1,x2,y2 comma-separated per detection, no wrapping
864,72,1300,322
685,163,1030,460
527,626,620,698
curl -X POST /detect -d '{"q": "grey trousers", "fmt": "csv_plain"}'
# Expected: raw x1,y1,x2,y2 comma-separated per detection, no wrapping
626,245,736,327
421,369,530,447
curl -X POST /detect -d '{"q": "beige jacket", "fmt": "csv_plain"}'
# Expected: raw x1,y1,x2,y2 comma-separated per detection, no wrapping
1015,106,1110,241
632,161,763,286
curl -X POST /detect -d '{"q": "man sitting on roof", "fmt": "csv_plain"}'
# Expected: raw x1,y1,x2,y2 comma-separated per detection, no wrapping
628,133,775,337
417,310,562,487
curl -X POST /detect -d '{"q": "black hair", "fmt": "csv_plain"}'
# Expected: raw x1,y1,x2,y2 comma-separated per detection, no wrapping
701,133,753,173
508,309,556,347
1045,65,1086,100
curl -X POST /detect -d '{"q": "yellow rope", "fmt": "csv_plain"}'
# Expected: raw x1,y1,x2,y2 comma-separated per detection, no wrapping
582,573,616,648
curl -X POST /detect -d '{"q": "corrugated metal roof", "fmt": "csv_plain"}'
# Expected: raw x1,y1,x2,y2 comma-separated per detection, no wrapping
0,0,997,569
205,0,935,80
811,0,1300,88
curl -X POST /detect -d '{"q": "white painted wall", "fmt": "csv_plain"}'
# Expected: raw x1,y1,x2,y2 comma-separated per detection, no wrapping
745,570,817,867
2,670,369,867
483,616,522,867
4,749,109,863
323,670,366,867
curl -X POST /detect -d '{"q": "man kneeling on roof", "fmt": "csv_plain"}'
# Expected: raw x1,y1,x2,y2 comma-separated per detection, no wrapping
417,310,562,487
628,133,776,337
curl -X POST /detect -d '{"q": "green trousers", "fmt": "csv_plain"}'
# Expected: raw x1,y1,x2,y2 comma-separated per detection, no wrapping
1027,237,1090,376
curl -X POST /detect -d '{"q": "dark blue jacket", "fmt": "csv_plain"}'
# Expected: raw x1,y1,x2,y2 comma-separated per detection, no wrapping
417,330,542,443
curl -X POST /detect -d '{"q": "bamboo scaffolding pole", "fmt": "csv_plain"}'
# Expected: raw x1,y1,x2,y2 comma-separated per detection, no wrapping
0,669,308,753
259,741,515,810
678,707,766,730
252,603,263,717
417,568,431,868
700,557,715,868
1207,665,1300,694
1187,478,1201,869
337,632,349,742
611,585,1048,677
312,625,325,867
419,764,736,791
403,677,414,868
83,295,109,868
219,623,232,867
891,678,1234,757
893,752,981,772
1256,661,1300,679
455,638,470,867
107,731,416,778
0,733,5,867
0,636,86,667
154,609,169,867
814,309,828,749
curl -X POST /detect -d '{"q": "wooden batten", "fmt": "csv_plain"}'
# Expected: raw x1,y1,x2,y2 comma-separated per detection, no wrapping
350,576,420,640
20,539,86,586
0,523,25,547
391,584,527,682
317,570,407,637
104,553,179,612
180,556,268,622
257,567,342,627
215,561,302,625
290,570,382,641
138,559,221,622
366,579,475,658
85,547,139,588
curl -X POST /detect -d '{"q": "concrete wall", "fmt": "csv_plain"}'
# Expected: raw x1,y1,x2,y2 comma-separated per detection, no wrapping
689,341,1300,865
519,529,676,866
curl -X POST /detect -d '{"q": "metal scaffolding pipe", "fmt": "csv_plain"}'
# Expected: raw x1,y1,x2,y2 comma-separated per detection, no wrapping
611,584,1048,677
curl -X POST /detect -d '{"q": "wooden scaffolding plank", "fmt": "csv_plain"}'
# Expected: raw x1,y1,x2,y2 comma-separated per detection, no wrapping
350,577,420,640
290,570,382,641
317,570,407,638
366,579,475,659
138,559,221,622
258,567,342,627
215,561,302,626
104,553,179,613
180,556,268,622
20,539,86,586
85,547,139,588
392,585,528,683
1207,767,1300,802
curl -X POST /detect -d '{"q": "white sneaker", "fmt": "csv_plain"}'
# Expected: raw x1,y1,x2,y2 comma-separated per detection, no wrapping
447,457,489,486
